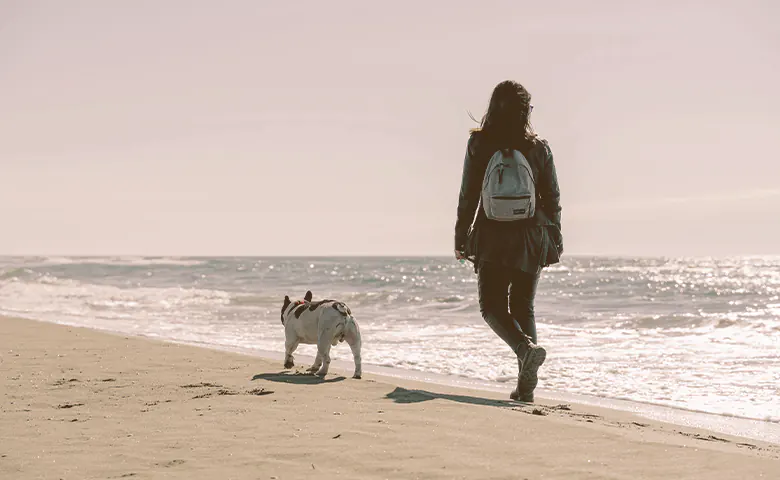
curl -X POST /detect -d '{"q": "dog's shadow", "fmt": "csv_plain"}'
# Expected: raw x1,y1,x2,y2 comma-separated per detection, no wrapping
252,371,346,385
385,386,520,408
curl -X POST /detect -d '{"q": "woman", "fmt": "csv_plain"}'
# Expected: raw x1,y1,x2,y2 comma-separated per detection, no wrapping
454,80,563,402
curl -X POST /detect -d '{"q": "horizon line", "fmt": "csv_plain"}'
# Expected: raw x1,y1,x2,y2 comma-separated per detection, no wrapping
2,253,779,260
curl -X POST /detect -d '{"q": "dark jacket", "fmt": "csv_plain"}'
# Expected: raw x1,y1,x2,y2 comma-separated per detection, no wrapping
454,130,563,273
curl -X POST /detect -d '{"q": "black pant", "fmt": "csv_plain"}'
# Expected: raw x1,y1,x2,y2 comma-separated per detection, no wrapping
478,262,540,354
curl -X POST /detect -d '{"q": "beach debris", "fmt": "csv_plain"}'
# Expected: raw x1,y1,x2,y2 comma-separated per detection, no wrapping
513,406,548,416
57,402,84,409
577,413,601,420
699,434,729,442
191,388,238,399
101,378,117,382
551,404,571,411
676,431,730,443
736,442,759,450
180,382,222,388
247,387,274,396
332,434,341,439
52,378,80,386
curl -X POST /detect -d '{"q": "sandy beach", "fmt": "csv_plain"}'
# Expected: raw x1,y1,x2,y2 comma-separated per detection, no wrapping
1,316,778,479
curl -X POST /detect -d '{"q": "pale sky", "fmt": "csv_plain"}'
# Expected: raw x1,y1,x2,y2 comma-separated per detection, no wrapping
1,0,778,256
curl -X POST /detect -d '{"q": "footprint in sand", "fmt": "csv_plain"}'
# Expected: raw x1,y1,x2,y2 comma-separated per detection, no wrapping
52,378,80,386
180,382,222,388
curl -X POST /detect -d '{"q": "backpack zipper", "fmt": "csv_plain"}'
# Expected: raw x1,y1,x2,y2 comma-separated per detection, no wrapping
492,195,531,200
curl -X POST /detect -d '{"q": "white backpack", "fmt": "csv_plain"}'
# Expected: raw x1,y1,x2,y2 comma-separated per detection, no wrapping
481,149,536,221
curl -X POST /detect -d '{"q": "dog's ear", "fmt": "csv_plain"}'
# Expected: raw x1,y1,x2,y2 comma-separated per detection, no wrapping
281,296,291,324
304,291,313,302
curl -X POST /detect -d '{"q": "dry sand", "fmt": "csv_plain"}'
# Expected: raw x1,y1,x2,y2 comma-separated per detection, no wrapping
1,316,778,479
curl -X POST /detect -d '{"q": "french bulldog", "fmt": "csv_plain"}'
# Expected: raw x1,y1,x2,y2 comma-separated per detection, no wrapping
281,290,362,379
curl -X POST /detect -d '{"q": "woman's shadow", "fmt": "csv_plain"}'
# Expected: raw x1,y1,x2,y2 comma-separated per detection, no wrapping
250,371,520,409
384,386,519,408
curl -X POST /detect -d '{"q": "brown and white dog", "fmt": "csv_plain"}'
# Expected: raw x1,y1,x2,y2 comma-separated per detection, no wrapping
280,290,362,379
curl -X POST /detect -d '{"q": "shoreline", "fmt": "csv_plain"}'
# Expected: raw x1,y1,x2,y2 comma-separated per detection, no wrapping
168,339,780,445
9,314,780,444
3,254,778,435
6,313,780,445
2,315,778,479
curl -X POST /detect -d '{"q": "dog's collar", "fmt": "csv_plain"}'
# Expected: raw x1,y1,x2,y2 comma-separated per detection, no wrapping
284,300,306,316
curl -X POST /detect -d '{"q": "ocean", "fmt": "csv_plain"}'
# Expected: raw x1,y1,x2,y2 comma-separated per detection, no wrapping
1,255,778,425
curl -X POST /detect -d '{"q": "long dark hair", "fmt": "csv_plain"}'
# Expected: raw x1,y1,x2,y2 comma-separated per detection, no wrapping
470,80,536,149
